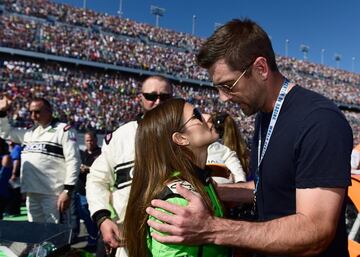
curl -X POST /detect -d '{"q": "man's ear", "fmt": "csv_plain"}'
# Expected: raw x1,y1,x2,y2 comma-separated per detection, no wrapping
172,132,189,146
253,56,269,81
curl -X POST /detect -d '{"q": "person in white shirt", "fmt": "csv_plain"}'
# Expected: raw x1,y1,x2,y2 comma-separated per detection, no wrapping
0,97,80,223
204,113,247,183
86,75,172,256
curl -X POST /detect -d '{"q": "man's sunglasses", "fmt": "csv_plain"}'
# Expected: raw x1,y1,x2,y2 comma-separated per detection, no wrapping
142,93,172,102
29,110,41,114
179,108,203,131
213,61,253,94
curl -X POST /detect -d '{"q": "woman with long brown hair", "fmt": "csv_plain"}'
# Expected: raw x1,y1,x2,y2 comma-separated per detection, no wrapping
123,98,230,257
214,112,250,176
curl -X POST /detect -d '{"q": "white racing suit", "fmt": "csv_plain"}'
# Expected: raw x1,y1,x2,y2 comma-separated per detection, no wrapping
207,141,247,183
86,120,138,257
0,116,80,222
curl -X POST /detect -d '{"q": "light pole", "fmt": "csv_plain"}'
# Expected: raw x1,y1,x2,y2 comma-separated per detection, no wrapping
285,39,289,57
300,44,310,60
334,53,341,69
117,0,123,18
321,49,325,65
150,5,165,28
352,57,355,72
192,15,196,35
83,0,86,9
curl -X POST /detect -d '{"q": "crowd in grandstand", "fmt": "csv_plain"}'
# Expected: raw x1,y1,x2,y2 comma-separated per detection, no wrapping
0,1,360,102
0,0,359,142
0,58,255,139
1,57,359,146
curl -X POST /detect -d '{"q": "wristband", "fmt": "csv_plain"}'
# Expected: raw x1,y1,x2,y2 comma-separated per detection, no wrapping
97,216,110,229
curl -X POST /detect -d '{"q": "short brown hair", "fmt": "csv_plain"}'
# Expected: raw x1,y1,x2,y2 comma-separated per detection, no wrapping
196,19,278,73
141,75,173,94
30,97,52,113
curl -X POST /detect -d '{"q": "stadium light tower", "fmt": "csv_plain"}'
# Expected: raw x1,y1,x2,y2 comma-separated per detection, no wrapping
117,0,123,18
83,0,86,9
192,15,196,35
334,53,341,69
285,39,289,57
150,5,165,28
352,57,356,72
300,44,310,60
321,49,325,65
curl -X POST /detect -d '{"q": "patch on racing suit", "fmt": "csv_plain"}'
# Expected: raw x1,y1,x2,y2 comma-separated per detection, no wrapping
63,124,72,132
114,161,134,189
166,179,197,194
104,132,113,145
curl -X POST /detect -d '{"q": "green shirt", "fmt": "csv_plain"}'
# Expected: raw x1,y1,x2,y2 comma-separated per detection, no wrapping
147,173,230,257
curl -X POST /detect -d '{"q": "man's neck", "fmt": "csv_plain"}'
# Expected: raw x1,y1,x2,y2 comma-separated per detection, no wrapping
263,75,291,113
87,147,98,154
39,120,52,129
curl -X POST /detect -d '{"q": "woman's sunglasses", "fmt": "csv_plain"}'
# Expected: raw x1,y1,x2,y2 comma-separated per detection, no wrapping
179,108,203,131
142,93,171,102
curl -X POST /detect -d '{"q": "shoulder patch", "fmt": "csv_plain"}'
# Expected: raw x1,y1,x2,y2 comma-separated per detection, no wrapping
63,124,72,132
27,123,35,130
104,132,113,145
166,179,197,194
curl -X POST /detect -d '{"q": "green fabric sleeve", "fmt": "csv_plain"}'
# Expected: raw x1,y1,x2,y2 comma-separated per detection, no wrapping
147,197,200,257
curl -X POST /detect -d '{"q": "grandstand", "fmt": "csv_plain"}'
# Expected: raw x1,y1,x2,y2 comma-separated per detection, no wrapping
0,0,359,145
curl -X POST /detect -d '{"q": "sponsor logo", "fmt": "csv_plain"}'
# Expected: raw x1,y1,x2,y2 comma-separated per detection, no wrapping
23,143,47,152
169,179,196,192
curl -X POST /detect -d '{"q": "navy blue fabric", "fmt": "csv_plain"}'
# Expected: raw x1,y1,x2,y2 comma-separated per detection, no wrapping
250,85,352,257
0,166,11,198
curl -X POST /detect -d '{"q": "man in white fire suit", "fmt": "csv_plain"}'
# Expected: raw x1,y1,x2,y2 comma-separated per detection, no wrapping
0,97,80,223
86,75,172,256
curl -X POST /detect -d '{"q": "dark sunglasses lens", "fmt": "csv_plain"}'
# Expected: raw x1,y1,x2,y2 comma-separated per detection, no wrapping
142,93,158,101
193,108,202,122
143,93,171,101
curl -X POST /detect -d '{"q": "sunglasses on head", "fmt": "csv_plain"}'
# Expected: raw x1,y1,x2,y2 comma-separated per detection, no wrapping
142,93,171,102
179,108,203,131
213,113,228,137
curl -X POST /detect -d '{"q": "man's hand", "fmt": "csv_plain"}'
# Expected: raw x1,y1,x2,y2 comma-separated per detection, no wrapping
57,191,71,213
80,164,90,173
100,219,124,251
0,95,12,112
146,183,215,245
10,174,17,182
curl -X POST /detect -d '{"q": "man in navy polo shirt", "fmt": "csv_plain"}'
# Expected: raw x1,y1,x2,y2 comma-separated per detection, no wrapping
146,19,352,257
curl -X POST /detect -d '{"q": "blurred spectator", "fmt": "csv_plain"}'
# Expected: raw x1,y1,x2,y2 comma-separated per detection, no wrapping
205,113,247,184
0,137,12,219
215,112,250,177
6,139,22,215
74,130,101,251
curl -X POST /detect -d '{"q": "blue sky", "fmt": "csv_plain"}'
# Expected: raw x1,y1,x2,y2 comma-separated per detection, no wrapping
54,0,360,74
